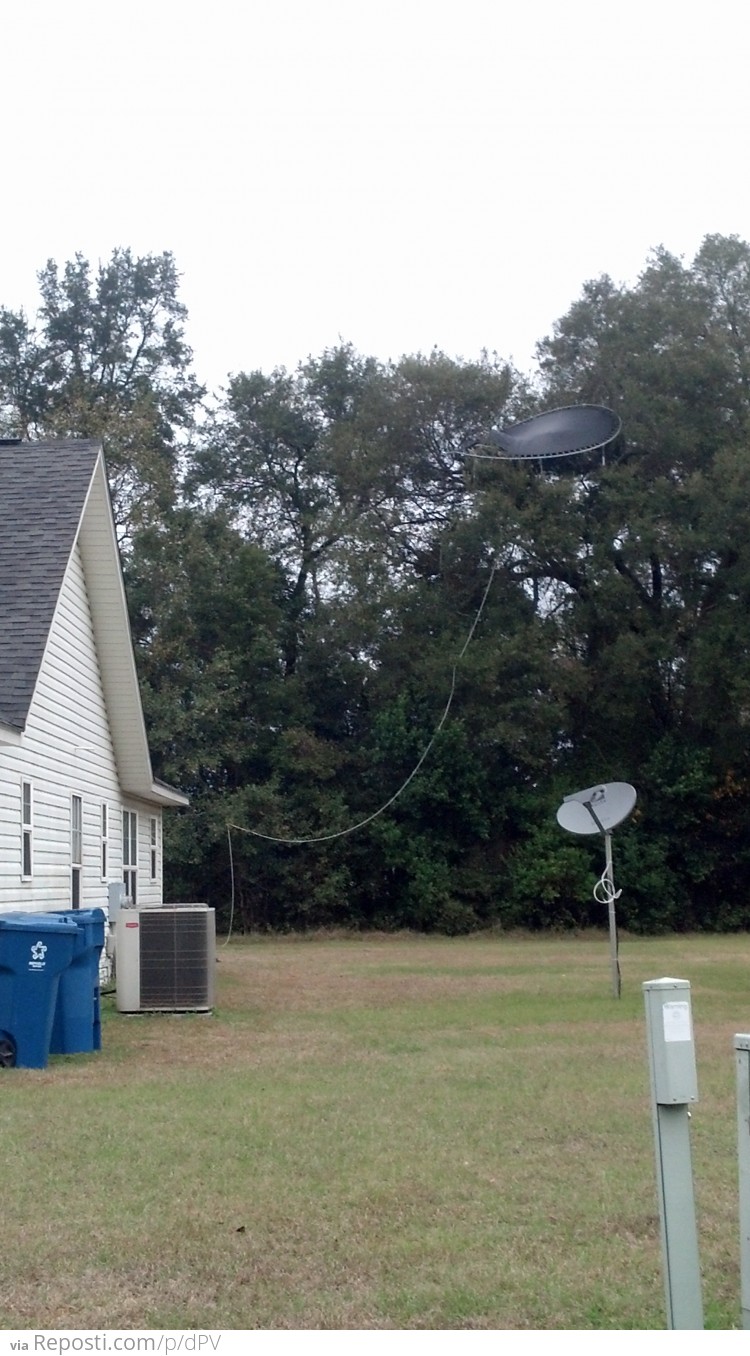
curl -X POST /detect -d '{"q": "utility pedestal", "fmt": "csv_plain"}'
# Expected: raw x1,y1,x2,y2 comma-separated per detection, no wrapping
643,978,704,1330
735,1034,750,1329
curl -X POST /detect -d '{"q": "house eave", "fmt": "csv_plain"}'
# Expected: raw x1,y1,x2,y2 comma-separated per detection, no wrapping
75,457,190,811
117,772,189,808
153,778,189,807
152,785,189,808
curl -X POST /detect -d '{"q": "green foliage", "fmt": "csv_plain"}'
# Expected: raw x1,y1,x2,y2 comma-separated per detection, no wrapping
11,238,750,933
0,248,204,537
151,239,750,934
501,820,600,930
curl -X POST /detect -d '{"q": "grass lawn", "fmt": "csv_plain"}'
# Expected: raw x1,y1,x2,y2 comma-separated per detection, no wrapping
0,929,747,1330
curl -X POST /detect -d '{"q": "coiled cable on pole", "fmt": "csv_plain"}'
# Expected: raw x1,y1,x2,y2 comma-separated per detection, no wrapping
593,864,622,907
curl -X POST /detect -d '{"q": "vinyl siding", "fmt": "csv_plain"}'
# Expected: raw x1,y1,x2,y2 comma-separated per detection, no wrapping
0,544,162,912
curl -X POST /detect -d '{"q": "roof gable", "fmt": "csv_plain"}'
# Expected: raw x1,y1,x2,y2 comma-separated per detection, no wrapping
0,439,187,807
0,439,98,729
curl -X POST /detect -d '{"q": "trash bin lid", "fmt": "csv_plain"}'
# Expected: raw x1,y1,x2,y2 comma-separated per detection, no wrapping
49,911,105,943
0,913,79,932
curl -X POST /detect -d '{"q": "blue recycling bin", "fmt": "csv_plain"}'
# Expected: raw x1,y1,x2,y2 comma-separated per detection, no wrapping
0,914,78,1068
48,908,106,1055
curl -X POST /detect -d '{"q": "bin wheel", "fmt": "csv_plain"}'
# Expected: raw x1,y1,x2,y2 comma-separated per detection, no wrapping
0,1033,16,1068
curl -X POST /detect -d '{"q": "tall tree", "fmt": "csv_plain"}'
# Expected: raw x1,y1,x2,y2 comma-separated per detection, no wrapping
0,249,204,537
519,235,750,926
188,344,522,669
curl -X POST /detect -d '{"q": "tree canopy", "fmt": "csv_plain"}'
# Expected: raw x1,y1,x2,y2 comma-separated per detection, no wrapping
5,239,750,934
0,249,204,537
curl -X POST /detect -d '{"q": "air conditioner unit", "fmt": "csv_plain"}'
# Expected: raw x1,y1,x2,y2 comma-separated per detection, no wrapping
115,904,215,1013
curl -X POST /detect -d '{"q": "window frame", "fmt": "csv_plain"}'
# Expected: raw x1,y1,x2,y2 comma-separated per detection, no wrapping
101,802,109,881
71,793,83,910
21,779,33,881
123,808,138,905
149,816,158,882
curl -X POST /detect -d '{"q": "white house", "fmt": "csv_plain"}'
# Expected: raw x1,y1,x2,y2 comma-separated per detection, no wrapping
0,438,188,916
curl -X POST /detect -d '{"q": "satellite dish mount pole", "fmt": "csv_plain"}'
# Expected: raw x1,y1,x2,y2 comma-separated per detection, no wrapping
582,797,621,999
601,828,621,1001
556,784,635,998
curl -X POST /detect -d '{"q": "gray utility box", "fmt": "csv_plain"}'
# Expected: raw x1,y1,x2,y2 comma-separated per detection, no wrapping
644,977,699,1105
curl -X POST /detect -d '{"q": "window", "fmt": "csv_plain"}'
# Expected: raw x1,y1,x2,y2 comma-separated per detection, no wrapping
123,809,137,904
101,803,109,880
21,780,33,880
71,795,83,909
150,817,158,882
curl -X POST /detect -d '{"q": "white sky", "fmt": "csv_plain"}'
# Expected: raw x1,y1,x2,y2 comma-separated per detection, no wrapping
4,0,750,395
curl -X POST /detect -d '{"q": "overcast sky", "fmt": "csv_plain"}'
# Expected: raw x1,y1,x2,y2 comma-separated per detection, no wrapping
4,0,749,395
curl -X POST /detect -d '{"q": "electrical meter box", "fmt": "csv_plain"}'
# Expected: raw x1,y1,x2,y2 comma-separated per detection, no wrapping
643,977,699,1105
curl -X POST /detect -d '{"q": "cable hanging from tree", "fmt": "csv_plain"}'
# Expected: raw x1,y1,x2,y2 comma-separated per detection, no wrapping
227,558,498,847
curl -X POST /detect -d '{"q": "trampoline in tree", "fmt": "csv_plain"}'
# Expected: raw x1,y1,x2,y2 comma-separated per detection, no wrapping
468,403,622,462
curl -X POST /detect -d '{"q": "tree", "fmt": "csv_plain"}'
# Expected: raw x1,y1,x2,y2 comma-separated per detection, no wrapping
28,234,749,936
145,344,550,929
0,249,204,538
187,345,522,671
517,235,750,927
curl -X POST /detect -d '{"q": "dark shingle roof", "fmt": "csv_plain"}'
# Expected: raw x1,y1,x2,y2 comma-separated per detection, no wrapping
0,439,101,729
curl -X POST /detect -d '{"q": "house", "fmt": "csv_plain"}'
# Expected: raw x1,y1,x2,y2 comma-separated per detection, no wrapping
0,438,188,916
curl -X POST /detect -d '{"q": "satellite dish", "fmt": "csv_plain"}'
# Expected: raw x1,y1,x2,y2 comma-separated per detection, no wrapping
469,404,621,461
556,782,637,836
555,780,637,1000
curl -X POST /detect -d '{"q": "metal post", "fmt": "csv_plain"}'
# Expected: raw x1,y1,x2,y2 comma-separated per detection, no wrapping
643,979,703,1329
735,1035,750,1329
603,831,620,999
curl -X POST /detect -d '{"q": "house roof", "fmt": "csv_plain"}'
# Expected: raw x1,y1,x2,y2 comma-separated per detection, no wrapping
0,439,98,730
0,439,188,807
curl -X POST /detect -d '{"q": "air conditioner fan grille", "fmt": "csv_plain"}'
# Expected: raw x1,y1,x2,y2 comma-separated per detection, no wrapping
138,910,211,1008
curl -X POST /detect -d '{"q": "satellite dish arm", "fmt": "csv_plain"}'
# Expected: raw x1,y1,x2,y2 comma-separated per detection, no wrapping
583,799,607,835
